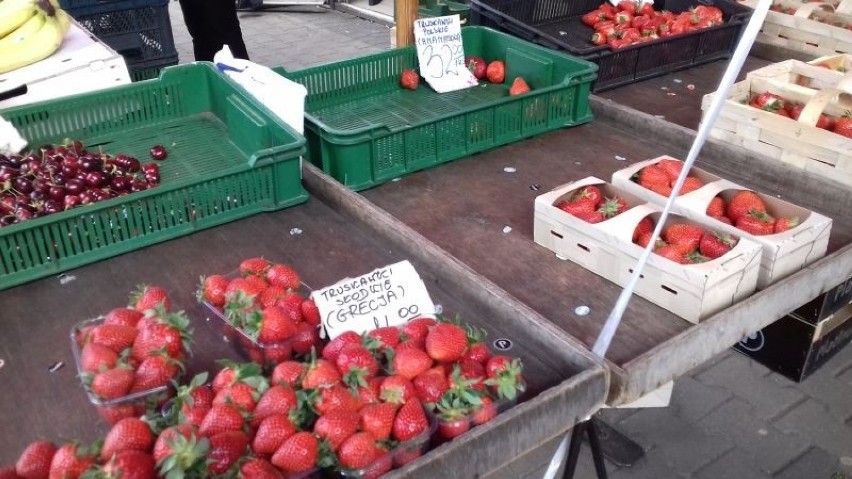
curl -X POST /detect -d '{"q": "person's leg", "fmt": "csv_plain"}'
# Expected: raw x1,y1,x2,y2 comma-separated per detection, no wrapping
176,0,210,61
205,0,251,60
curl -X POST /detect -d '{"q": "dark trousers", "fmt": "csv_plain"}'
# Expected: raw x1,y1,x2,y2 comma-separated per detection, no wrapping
177,0,250,62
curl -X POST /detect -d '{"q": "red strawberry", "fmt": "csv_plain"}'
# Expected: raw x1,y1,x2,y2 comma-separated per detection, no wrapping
402,317,437,340
727,191,766,223
48,443,96,479
392,400,429,442
338,432,381,470
509,77,531,96
485,356,525,400
413,366,449,404
271,360,306,388
471,396,498,426
101,450,155,479
380,375,416,405
598,196,629,218
199,404,245,437
89,324,138,353
315,384,363,416
300,299,321,326
635,231,656,248
774,216,800,233
239,459,283,479
208,431,249,475
461,341,490,365
253,414,297,456
632,216,655,243
397,337,426,352
737,210,776,235
833,115,852,138
240,257,271,276
336,343,380,384
360,403,399,441
706,196,726,217
152,424,206,466
0,466,21,479
749,92,784,111
302,358,341,389
252,385,297,427
366,326,400,351
425,322,468,363
457,360,487,392
355,377,384,405
662,224,704,254
95,404,136,426
485,60,505,84
198,275,229,307
391,347,433,380
91,366,134,400
656,158,683,181
289,322,321,355
699,232,738,259
438,416,470,440
322,331,362,362
213,382,260,413
400,69,420,90
103,308,143,328
637,164,670,190
654,244,687,264
265,263,300,290
131,318,188,362
16,441,57,479
314,410,361,451
80,343,118,373
466,56,487,79
271,432,318,473
249,306,298,344
100,418,154,461
572,209,605,223
131,285,171,312
677,176,703,195
130,353,180,393
257,285,287,309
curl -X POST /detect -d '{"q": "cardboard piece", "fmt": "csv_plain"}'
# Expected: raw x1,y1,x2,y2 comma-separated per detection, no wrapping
413,15,478,93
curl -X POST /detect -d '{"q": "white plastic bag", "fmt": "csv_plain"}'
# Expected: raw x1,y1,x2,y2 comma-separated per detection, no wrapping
0,116,27,156
213,46,307,135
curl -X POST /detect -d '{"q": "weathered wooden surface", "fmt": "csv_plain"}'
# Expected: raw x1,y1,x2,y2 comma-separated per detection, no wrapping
0,192,607,473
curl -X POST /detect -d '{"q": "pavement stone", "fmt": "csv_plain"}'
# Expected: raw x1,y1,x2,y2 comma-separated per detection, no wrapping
696,353,806,420
839,364,852,388
785,362,852,420
609,447,693,479
696,397,811,474
694,449,771,479
774,447,852,479
666,375,733,424
773,398,852,459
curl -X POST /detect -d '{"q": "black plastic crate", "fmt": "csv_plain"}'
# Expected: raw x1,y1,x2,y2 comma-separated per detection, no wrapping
470,0,751,91
60,0,177,68
128,55,178,81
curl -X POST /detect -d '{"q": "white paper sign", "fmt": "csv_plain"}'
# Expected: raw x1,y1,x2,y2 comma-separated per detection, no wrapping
312,261,436,339
413,15,478,93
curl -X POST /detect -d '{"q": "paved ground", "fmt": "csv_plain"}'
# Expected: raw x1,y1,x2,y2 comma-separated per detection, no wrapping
166,4,852,478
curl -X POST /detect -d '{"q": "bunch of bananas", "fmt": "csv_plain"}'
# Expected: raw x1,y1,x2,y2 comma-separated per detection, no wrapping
0,0,71,74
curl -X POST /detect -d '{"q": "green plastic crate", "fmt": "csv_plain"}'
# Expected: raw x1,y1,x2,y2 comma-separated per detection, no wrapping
0,63,307,290
278,26,597,191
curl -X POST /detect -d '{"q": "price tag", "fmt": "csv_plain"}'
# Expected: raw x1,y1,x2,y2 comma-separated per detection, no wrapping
413,15,478,93
312,261,436,340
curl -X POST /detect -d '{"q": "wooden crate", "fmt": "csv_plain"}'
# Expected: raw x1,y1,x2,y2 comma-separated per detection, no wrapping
533,177,762,324
611,156,833,288
741,0,852,56
809,52,852,70
701,75,852,186
746,59,846,90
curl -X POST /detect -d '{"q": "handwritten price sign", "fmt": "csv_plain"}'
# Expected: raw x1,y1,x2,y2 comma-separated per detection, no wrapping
413,15,478,93
311,261,436,340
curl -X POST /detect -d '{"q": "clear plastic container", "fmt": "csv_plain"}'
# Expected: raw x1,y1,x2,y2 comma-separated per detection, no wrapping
433,379,527,442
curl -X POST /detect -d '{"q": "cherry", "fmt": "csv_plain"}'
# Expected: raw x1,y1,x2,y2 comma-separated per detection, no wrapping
149,145,168,161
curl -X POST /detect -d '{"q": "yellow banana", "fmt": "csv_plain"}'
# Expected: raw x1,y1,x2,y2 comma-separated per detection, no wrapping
0,0,38,38
0,10,45,50
0,9,65,73
54,6,70,36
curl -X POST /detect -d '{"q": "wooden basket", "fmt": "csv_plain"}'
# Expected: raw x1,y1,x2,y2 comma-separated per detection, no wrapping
701,74,852,187
741,0,852,56
746,59,847,90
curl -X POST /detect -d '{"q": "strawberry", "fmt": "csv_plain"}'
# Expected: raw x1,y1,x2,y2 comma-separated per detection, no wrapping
656,158,683,181
302,358,342,389
240,257,271,276
300,299,321,326
271,432,318,473
290,322,321,355
437,415,470,440
699,232,738,260
253,414,297,456
199,404,245,437
197,275,229,307
239,459,283,479
413,366,449,404
706,196,726,218
336,343,380,385
380,375,416,404
461,341,490,365
100,450,155,479
598,196,628,218
95,404,136,426
466,56,487,79
391,347,433,380
471,396,498,426
637,164,670,190
457,360,488,392
392,399,429,442
271,360,306,388
337,432,381,470
509,77,531,96
727,191,766,223
648,182,674,196
787,104,834,129
677,176,703,195
355,377,384,405
555,199,595,216
397,337,426,353
315,384,363,416
314,410,361,451
103,308,143,328
662,224,704,254
774,216,800,233
400,69,419,90
737,210,776,235
89,324,137,353
80,343,118,373
130,285,171,312
252,385,297,427
48,442,96,479
366,326,400,351
632,216,655,243
213,381,261,413
425,322,468,363
322,331,362,362
656,244,689,263
484,356,525,400
91,366,134,400
246,306,298,344
486,60,506,84
258,285,288,309
582,8,606,26
15,441,56,479
212,360,257,393
635,231,655,248
359,402,399,441
224,279,265,312
833,114,852,138
573,209,605,223
208,431,249,475
100,418,154,461
749,92,784,111
403,317,437,340
153,425,208,468
131,353,181,393
131,314,190,362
